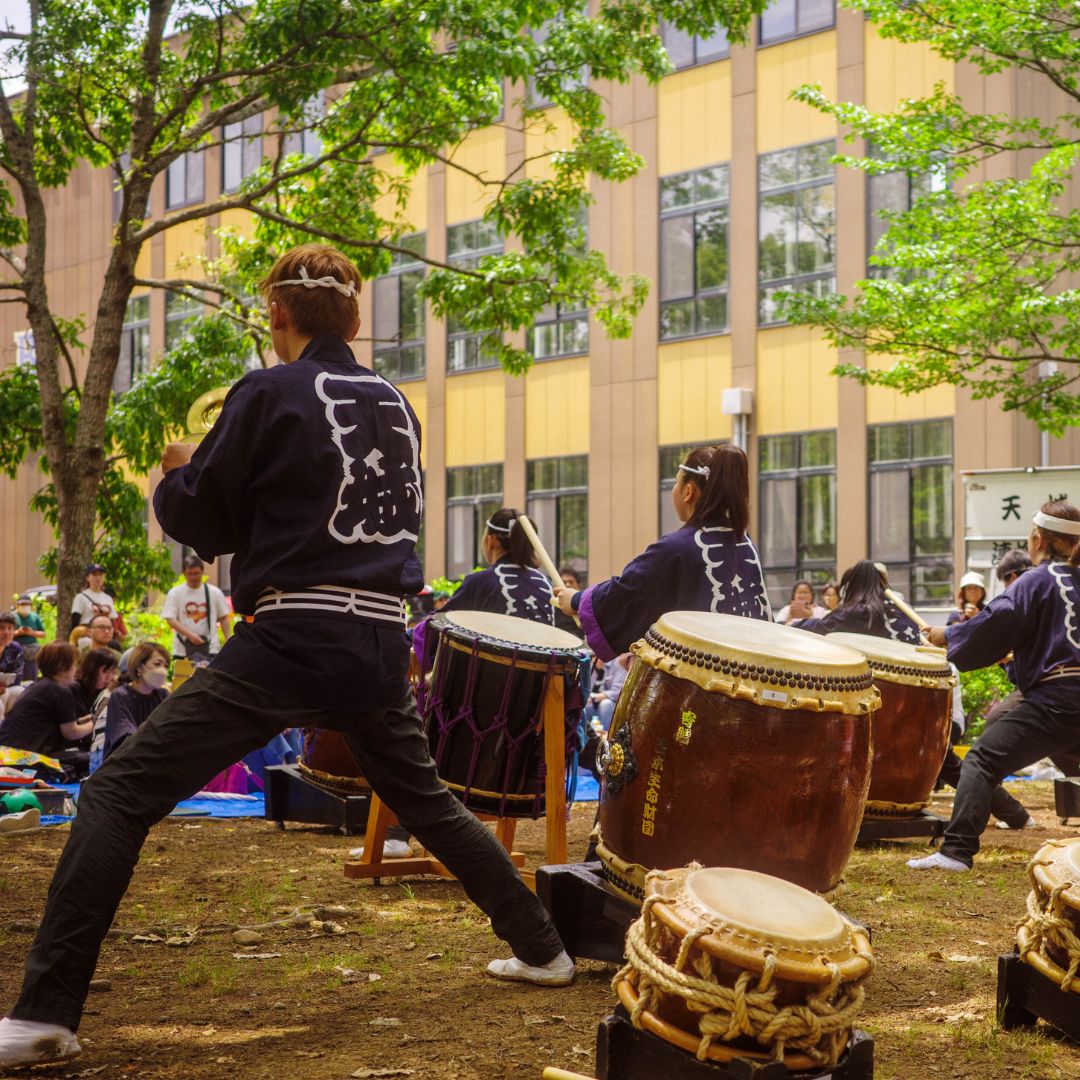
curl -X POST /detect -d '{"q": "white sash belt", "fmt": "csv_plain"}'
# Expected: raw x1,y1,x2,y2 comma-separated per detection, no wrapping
255,585,406,627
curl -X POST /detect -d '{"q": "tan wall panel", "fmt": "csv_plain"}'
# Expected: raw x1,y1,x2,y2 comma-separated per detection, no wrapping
756,326,838,434
374,154,429,232
656,336,734,445
863,31,953,112
524,355,590,458
163,219,209,278
756,32,838,153
865,359,955,423
444,369,505,466
523,108,576,181
445,127,506,225
657,62,732,174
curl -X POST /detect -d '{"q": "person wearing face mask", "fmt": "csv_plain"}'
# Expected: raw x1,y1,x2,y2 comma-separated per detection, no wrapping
0,643,93,778
101,643,170,761
0,612,25,718
13,596,45,683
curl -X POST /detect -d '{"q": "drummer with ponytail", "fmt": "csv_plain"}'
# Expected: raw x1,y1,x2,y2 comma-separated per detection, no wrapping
554,445,772,661
910,500,1080,874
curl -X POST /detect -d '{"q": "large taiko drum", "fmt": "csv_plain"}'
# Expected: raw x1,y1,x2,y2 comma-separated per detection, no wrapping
615,865,874,1069
1017,838,1080,992
826,633,955,818
594,613,879,899
297,728,370,794
421,611,588,818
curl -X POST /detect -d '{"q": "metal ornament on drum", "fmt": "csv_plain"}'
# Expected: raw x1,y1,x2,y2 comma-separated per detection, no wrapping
1018,838,1080,992
614,865,874,1070
421,611,588,818
297,728,370,794
595,612,879,900
827,632,956,818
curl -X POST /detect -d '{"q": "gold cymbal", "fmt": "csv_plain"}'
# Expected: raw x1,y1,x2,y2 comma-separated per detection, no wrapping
185,386,230,438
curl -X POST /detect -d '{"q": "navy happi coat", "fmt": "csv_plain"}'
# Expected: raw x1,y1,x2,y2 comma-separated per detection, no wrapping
443,558,554,626
793,601,922,645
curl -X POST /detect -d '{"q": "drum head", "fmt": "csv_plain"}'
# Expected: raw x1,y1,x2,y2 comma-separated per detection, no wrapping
1030,838,1080,901
683,866,850,953
442,610,584,651
826,632,953,686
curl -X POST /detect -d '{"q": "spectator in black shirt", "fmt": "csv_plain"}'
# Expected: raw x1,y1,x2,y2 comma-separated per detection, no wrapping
0,642,92,777
102,643,169,761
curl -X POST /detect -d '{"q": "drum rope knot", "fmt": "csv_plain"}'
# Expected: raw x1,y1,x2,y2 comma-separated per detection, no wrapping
614,880,867,1067
1020,881,1080,992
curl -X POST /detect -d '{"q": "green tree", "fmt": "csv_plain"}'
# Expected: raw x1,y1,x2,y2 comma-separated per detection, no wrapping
0,0,766,618
780,0,1080,435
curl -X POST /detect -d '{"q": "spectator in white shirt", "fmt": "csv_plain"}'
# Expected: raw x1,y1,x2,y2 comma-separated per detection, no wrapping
775,580,827,625
161,556,232,662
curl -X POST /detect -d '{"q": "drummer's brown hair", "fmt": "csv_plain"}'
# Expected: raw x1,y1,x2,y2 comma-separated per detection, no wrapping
259,243,363,340
485,507,539,568
1035,501,1080,568
682,445,749,537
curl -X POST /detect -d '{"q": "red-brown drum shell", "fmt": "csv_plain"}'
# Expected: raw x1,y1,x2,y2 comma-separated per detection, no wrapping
865,679,952,806
298,728,370,792
597,661,872,895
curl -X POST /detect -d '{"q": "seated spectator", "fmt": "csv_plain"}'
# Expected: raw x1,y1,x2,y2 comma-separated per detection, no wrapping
585,653,631,733
75,649,120,774
820,581,840,612
102,642,169,761
775,581,827,625
74,614,122,657
0,642,93,778
555,567,584,636
13,595,45,682
0,612,25,718
947,571,987,626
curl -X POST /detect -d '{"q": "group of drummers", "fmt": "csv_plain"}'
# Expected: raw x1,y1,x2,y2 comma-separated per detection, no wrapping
2,240,1079,1070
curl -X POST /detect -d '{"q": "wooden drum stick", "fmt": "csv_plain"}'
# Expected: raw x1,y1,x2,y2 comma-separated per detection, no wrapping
516,515,582,628
884,587,930,633
542,1069,598,1080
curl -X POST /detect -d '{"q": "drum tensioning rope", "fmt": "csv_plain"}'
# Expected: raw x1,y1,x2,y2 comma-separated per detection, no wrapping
1020,845,1080,993
614,873,871,1067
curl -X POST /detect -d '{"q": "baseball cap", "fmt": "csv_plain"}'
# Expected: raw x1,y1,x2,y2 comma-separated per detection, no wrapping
84,562,105,575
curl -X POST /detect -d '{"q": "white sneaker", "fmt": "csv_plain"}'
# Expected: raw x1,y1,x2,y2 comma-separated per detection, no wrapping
907,852,969,872
995,816,1037,830
486,949,575,986
0,808,40,834
349,838,412,859
0,1017,81,1066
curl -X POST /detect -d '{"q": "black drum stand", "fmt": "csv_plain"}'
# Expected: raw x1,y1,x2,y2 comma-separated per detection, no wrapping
1054,777,1080,824
595,1005,874,1079
997,950,1080,1042
263,763,371,835
856,810,945,846
536,860,638,964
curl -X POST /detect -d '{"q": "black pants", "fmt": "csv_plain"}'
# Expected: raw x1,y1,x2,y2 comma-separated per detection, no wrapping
941,698,1080,866
935,749,1030,829
986,690,1080,777
9,668,564,1031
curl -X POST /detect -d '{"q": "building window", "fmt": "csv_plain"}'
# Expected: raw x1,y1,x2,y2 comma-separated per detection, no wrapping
759,430,836,609
114,295,151,395
867,151,947,278
373,234,425,382
528,14,588,109
447,220,503,373
282,94,324,159
446,464,504,579
869,419,954,606
659,20,730,68
530,302,588,361
222,114,263,193
660,165,730,341
164,290,202,350
527,455,588,576
165,150,204,210
758,140,835,325
659,442,716,536
759,0,835,46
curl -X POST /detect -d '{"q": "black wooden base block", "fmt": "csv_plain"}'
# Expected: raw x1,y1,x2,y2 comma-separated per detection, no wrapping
998,950,1080,1042
263,764,370,835
595,1005,874,1079
536,861,639,964
1054,777,1080,824
856,810,945,846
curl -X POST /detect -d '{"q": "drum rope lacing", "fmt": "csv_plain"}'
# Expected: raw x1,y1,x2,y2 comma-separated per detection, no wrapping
614,868,871,1067
1019,845,1080,992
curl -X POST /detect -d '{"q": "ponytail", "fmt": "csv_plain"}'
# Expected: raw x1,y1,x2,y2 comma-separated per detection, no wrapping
683,444,750,537
485,507,539,568
1035,501,1080,568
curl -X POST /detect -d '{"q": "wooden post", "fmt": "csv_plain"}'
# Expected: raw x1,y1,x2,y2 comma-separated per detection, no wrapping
542,674,568,866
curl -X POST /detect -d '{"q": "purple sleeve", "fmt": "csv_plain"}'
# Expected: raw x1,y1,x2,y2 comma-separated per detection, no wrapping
103,689,139,758
578,586,619,662
946,588,1027,672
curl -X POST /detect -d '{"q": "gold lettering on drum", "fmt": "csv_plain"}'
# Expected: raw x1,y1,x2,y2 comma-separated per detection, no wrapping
675,709,697,746
642,739,668,837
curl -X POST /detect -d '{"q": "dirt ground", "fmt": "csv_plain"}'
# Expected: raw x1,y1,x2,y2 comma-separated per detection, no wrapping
2,783,1080,1079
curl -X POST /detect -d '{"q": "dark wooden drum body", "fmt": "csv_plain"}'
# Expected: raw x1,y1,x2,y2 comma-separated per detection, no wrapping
827,633,955,816
421,611,587,818
298,728,369,793
596,613,879,900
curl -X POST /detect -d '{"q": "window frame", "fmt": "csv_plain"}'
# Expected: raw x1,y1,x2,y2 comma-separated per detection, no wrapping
165,149,205,210
867,418,955,607
526,455,589,577
446,219,504,374
222,113,264,194
372,234,427,383
757,139,836,327
164,290,202,351
758,0,836,48
658,19,731,70
445,463,504,579
114,294,151,395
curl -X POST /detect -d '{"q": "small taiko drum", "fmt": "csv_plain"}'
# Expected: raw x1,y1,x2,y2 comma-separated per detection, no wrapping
615,865,874,1069
595,613,879,899
1017,838,1080,992
421,611,588,817
298,729,370,794
827,633,955,818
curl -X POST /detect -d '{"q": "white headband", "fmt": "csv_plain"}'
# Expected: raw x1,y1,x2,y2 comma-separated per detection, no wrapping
486,517,516,535
1033,509,1080,537
679,462,710,478
270,264,357,297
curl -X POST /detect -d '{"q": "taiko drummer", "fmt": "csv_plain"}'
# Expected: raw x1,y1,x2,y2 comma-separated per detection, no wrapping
0,245,574,1070
554,445,773,658
910,501,1080,873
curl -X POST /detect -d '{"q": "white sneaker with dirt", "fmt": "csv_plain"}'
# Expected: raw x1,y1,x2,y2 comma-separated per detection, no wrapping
907,852,969,872
0,808,40,834
486,949,575,986
349,839,412,859
0,1017,81,1066
995,815,1037,830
